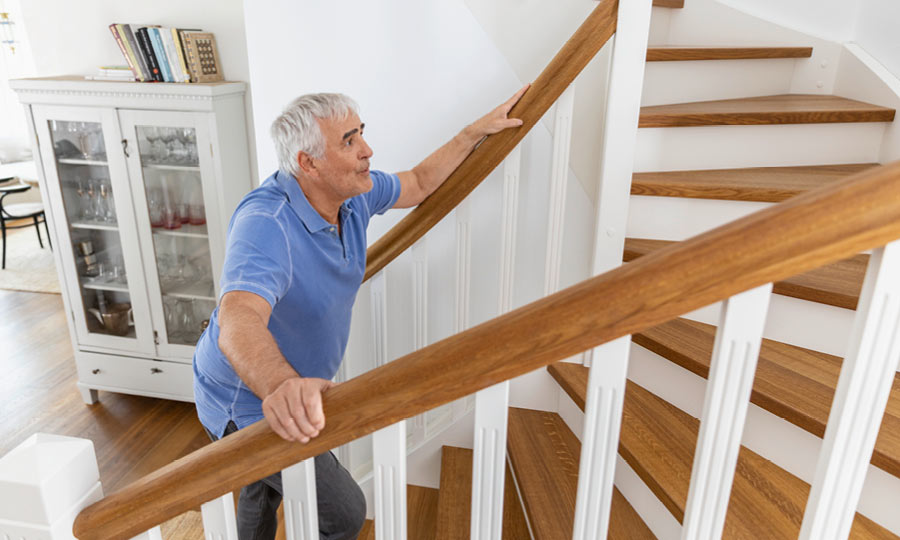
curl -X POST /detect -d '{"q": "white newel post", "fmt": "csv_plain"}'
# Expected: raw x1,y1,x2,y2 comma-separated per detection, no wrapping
469,147,521,540
200,492,239,540
574,1,652,539
799,240,900,540
0,432,161,540
282,458,319,540
373,422,407,540
681,285,773,540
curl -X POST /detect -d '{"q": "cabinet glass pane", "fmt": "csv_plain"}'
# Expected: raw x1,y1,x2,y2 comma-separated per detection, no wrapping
48,120,135,339
136,125,215,346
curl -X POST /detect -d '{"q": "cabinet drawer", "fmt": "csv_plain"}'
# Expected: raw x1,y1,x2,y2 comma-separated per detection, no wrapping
76,352,194,401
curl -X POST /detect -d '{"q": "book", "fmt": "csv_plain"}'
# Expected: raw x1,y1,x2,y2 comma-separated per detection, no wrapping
182,31,224,83
124,24,151,82
135,27,163,82
116,24,146,81
148,27,174,82
160,27,186,82
107,24,138,80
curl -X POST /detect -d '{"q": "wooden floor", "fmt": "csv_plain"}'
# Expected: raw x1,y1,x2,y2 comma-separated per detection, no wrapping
0,289,210,537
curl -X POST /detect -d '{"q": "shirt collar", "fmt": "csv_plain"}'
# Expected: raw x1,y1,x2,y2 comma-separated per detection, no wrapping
274,170,351,233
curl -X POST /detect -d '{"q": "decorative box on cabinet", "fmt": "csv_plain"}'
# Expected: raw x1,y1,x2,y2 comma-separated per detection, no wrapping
11,76,252,403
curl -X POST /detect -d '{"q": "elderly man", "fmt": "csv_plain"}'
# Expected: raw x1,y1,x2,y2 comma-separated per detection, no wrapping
193,87,527,540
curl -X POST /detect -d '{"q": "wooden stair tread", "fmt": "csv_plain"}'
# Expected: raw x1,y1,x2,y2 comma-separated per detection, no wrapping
507,407,655,539
435,446,529,539
357,520,374,540
647,46,813,62
624,238,868,310
631,164,880,203
639,94,896,127
631,317,900,478
653,0,684,7
408,484,440,540
548,363,897,538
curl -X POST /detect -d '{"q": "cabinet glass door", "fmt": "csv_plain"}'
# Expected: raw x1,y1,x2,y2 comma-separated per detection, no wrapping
119,110,224,360
32,106,155,353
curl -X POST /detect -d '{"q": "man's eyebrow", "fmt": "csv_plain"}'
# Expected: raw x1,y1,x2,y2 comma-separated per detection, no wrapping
342,123,365,140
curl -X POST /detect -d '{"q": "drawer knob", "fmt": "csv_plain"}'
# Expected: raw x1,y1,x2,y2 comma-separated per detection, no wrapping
150,367,163,374
92,369,101,375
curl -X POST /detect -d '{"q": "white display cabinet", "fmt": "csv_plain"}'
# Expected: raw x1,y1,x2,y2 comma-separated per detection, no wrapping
11,76,252,403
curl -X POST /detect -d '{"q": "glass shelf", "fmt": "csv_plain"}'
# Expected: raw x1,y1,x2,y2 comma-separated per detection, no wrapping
161,279,215,301
71,220,119,231
152,223,208,238
82,277,129,292
58,158,109,166
142,162,200,171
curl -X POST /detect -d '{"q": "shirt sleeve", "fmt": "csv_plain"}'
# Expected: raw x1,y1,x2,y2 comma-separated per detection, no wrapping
219,211,292,308
361,170,401,218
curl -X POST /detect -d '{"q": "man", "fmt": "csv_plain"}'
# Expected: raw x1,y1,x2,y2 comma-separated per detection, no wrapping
193,86,527,539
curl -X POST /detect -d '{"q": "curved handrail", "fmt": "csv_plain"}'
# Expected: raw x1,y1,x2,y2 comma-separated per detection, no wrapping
74,161,900,539
362,0,619,282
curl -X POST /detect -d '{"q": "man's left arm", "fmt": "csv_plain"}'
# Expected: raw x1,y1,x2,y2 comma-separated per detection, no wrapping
393,85,529,209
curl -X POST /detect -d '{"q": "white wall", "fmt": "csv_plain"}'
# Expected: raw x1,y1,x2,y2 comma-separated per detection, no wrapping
854,0,900,81
714,0,858,42
1,0,257,180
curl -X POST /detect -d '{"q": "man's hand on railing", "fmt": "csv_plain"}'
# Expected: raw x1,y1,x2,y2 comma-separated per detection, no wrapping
262,377,335,443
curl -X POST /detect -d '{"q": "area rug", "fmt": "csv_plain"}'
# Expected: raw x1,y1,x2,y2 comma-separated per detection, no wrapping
0,226,61,294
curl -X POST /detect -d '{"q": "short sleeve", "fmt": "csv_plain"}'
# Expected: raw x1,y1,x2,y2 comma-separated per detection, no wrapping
219,211,292,307
361,170,401,218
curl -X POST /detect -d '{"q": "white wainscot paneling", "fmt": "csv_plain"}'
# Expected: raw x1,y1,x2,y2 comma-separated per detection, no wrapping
626,196,769,241
642,59,795,107
628,343,900,535
634,123,885,173
683,293,854,358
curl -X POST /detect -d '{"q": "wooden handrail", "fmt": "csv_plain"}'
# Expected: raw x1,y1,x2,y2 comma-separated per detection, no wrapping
362,0,619,282
74,161,900,539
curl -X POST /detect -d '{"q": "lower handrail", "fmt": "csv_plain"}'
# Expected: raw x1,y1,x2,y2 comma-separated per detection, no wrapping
73,161,900,539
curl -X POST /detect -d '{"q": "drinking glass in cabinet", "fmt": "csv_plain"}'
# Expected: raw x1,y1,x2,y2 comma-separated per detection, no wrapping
137,126,200,166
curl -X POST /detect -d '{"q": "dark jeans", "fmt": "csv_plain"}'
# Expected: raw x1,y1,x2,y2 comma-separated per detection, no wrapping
205,421,366,540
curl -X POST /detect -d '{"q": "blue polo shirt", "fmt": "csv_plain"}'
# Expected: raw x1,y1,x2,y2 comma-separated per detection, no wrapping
193,169,401,437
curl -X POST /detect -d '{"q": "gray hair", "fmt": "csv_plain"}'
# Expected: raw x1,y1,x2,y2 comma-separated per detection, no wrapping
270,93,359,178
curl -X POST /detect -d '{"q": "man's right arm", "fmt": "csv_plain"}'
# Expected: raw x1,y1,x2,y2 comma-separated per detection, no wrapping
217,290,332,443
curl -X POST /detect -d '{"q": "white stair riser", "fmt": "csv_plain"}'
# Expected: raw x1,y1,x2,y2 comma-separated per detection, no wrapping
642,59,795,107
626,195,768,241
685,294,854,358
627,344,900,535
635,123,885,172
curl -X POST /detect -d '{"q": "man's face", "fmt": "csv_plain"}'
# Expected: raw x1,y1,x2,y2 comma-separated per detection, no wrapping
309,112,374,201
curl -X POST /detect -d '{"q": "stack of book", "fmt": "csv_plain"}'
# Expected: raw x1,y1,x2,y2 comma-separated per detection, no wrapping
107,24,221,83
86,66,136,81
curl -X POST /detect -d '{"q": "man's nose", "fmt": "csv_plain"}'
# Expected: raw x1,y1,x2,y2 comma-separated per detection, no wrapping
359,137,373,159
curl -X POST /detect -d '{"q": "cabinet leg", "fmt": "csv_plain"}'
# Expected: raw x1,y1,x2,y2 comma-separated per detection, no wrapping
78,384,99,405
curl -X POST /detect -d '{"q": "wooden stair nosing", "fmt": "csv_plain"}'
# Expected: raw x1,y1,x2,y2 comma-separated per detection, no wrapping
639,94,896,128
435,445,529,540
630,317,900,479
652,0,684,8
647,46,813,62
507,407,655,539
623,237,868,311
547,363,897,538
630,164,880,203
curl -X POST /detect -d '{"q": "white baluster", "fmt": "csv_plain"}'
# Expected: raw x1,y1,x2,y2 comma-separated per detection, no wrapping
468,148,522,540
411,239,428,439
544,85,575,297
681,284,772,540
282,458,319,540
574,0,653,538
799,240,900,540
200,492,238,540
370,271,388,368
452,200,474,419
374,422,407,540
131,527,162,540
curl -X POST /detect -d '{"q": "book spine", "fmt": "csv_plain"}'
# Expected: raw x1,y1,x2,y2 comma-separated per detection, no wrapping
125,25,151,82
136,27,163,82
107,24,138,80
171,28,191,83
114,24,145,81
148,28,173,82
160,28,184,82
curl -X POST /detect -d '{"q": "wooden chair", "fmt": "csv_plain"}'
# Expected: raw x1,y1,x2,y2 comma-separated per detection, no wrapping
0,178,51,269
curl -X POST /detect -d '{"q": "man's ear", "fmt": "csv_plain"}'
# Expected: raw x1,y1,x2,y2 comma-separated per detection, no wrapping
297,151,318,177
